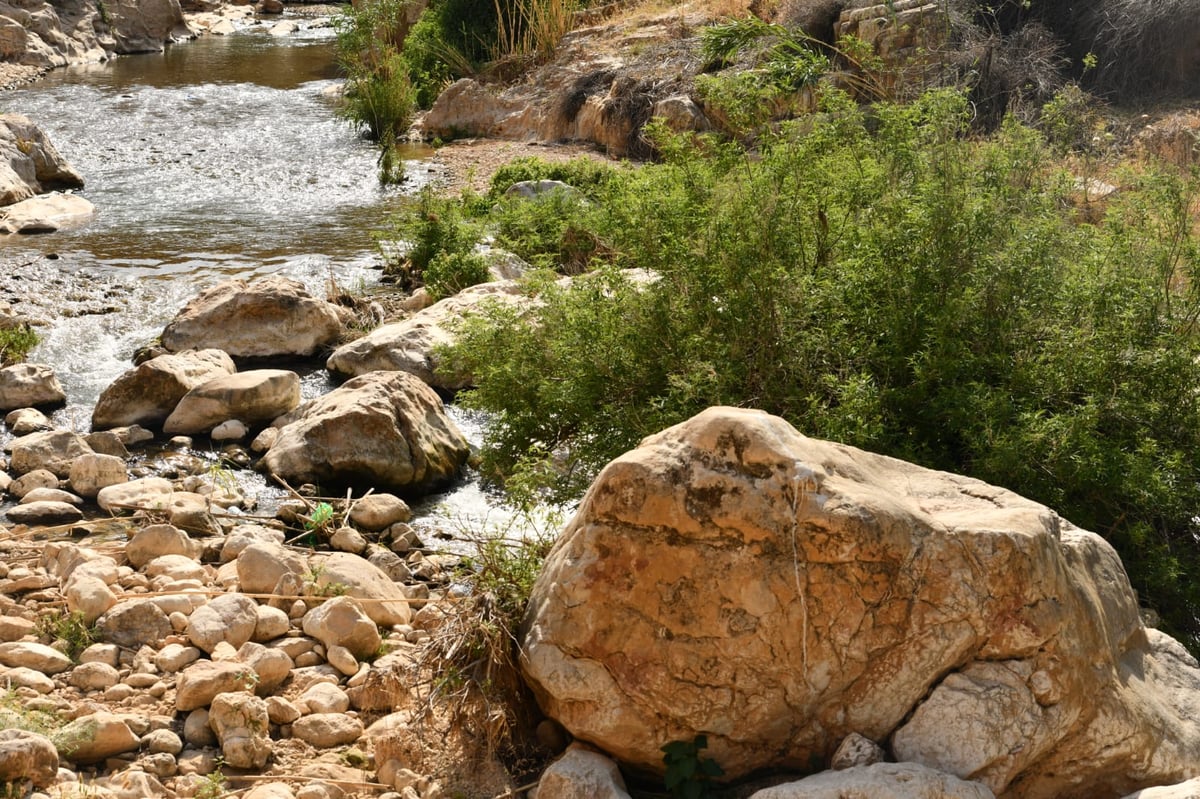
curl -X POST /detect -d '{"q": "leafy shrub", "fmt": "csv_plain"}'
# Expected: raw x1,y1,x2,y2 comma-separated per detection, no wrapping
424,250,491,299
381,186,482,290
487,155,617,198
442,87,1200,650
0,325,37,366
662,735,725,799
490,187,602,272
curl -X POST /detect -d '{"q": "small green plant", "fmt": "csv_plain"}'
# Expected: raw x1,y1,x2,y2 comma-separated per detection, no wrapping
305,562,349,598
0,325,38,366
381,186,482,291
662,734,725,799
423,250,490,299
0,689,60,736
195,767,227,799
35,610,97,663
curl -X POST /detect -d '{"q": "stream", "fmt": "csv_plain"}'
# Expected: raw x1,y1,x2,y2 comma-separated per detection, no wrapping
0,14,539,544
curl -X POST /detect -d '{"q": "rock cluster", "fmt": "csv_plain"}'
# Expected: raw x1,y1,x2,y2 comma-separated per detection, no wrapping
0,513,478,799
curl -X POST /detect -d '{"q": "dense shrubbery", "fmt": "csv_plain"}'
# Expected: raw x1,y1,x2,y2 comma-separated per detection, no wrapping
436,88,1200,649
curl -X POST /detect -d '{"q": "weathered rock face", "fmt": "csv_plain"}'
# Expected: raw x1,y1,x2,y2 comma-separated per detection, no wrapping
0,114,84,206
92,349,235,430
748,762,997,799
520,407,1200,797
262,371,470,495
105,0,190,53
160,276,345,359
325,280,525,390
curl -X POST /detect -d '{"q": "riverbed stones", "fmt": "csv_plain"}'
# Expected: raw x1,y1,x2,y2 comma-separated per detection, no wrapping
0,728,58,788
0,363,65,410
160,276,344,359
163,369,301,435
534,745,631,799
520,406,1200,795
262,370,470,495
236,541,309,595
325,280,524,390
92,348,236,430
291,713,364,748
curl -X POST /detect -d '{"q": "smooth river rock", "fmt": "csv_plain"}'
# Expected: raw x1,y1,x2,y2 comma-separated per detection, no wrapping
92,348,236,430
160,275,345,359
262,370,469,495
162,368,301,435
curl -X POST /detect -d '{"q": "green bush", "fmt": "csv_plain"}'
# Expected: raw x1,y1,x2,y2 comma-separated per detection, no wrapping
442,88,1200,650
487,155,617,198
0,326,37,366
381,185,482,290
424,250,491,299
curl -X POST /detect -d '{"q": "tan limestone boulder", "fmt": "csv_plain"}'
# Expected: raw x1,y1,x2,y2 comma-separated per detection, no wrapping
747,763,995,799
534,744,631,799
126,523,201,569
175,660,254,711
1123,779,1200,799
301,595,381,660
67,453,127,498
235,541,308,595
54,712,139,763
310,551,412,627
0,641,70,674
209,692,271,769
106,0,191,54
0,728,58,788
291,713,364,748
95,599,172,649
520,407,1200,796
0,114,84,206
92,349,235,430
186,593,259,654
0,191,93,234
8,429,91,477
325,280,524,390
97,476,173,513
263,370,469,495
161,276,344,359
163,369,301,435
0,363,65,411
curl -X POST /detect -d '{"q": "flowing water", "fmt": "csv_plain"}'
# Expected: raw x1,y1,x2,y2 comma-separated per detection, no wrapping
0,16,535,539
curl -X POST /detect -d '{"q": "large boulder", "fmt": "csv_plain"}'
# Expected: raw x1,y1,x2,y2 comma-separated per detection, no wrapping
748,763,996,799
520,407,1200,797
162,369,301,435
262,370,469,495
92,349,235,430
0,114,84,206
106,0,191,53
325,280,524,390
160,276,345,359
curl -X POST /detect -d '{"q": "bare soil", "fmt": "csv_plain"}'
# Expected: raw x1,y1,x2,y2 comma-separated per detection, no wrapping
424,138,621,196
